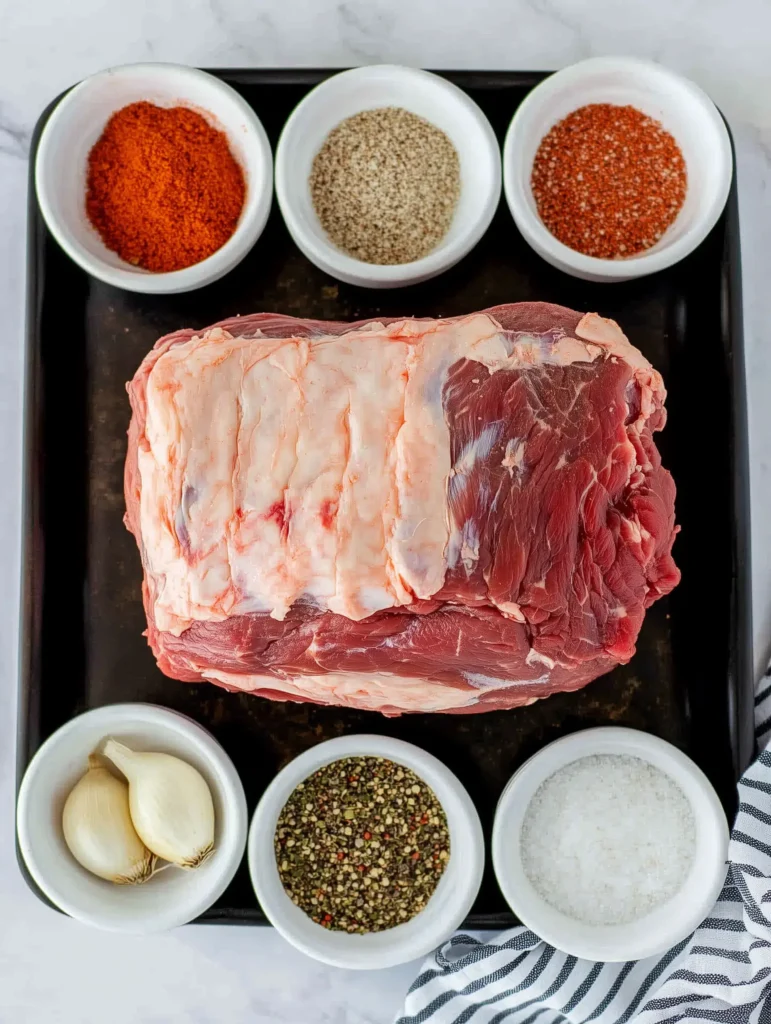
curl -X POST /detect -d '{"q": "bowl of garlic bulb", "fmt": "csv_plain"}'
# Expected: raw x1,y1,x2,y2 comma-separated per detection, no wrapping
16,703,248,933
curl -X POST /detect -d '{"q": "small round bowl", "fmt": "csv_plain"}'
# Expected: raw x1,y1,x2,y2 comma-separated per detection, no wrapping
248,734,484,969
274,65,501,289
16,703,248,933
503,57,733,282
35,62,273,294
492,727,728,962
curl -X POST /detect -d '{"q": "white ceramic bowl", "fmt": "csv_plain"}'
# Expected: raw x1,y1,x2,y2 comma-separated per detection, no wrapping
492,727,729,962
35,63,273,293
17,703,248,933
274,65,501,289
503,57,733,282
248,734,484,969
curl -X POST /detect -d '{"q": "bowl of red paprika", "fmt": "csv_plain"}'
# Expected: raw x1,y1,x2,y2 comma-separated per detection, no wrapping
503,57,733,282
35,63,273,294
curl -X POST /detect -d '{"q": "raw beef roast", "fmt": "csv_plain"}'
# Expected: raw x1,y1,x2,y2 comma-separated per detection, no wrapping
125,302,679,715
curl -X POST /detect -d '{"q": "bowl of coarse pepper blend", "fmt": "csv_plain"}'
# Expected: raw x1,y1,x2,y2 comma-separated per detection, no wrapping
35,62,273,294
503,57,733,282
247,735,485,969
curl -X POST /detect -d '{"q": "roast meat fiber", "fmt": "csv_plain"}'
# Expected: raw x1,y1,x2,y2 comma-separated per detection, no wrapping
124,302,679,715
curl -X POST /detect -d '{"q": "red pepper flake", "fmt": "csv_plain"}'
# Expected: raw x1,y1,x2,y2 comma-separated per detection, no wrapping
384,833,391,840
357,864,366,872
420,815,428,824
363,831,372,840
531,103,687,259
337,852,345,860
322,913,332,924
411,851,420,861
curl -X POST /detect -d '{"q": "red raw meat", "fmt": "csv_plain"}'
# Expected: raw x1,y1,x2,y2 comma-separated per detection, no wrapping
125,302,679,715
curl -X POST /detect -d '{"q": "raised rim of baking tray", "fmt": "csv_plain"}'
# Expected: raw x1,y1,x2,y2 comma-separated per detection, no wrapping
16,69,753,930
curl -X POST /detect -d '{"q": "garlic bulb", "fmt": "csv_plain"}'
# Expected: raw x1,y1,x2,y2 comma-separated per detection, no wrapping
62,755,156,884
103,740,215,869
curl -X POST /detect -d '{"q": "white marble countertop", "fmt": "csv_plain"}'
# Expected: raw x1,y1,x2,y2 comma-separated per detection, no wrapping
2,2,770,1021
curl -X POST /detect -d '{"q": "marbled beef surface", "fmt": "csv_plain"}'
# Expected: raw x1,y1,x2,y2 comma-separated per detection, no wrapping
124,302,679,715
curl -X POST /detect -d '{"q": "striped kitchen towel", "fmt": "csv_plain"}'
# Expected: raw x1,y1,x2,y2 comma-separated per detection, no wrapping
398,679,771,1024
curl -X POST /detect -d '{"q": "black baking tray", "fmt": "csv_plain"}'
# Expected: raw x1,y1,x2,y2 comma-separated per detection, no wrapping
18,69,753,928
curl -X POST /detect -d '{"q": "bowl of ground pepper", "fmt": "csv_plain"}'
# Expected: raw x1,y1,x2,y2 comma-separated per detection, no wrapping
275,65,501,289
35,63,273,293
247,735,484,969
503,57,733,282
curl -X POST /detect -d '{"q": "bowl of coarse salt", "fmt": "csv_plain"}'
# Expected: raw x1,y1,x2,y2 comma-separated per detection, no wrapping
275,65,501,288
492,727,728,962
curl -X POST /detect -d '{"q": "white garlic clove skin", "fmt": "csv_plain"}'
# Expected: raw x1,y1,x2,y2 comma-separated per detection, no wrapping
103,740,215,869
62,756,157,884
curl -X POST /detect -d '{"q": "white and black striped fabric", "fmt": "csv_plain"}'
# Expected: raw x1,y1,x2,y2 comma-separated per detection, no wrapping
398,678,771,1024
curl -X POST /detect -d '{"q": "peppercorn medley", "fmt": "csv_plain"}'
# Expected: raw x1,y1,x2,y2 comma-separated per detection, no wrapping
274,756,450,933
531,103,687,260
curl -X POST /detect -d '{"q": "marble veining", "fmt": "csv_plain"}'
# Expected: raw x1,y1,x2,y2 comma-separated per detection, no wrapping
1,1,770,1021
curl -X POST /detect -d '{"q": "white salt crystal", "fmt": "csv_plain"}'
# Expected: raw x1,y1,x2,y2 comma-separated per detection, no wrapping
519,753,696,926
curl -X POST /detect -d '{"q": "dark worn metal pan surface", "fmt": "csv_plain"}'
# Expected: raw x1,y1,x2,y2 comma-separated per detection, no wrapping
18,69,752,927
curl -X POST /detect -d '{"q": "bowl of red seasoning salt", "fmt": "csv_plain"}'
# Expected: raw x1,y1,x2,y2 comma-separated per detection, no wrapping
503,57,733,281
247,734,484,969
492,727,729,962
35,62,272,293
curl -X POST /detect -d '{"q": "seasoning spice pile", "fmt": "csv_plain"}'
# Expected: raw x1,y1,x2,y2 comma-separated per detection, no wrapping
86,101,246,272
310,107,460,265
274,756,450,933
520,754,696,926
531,103,687,259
